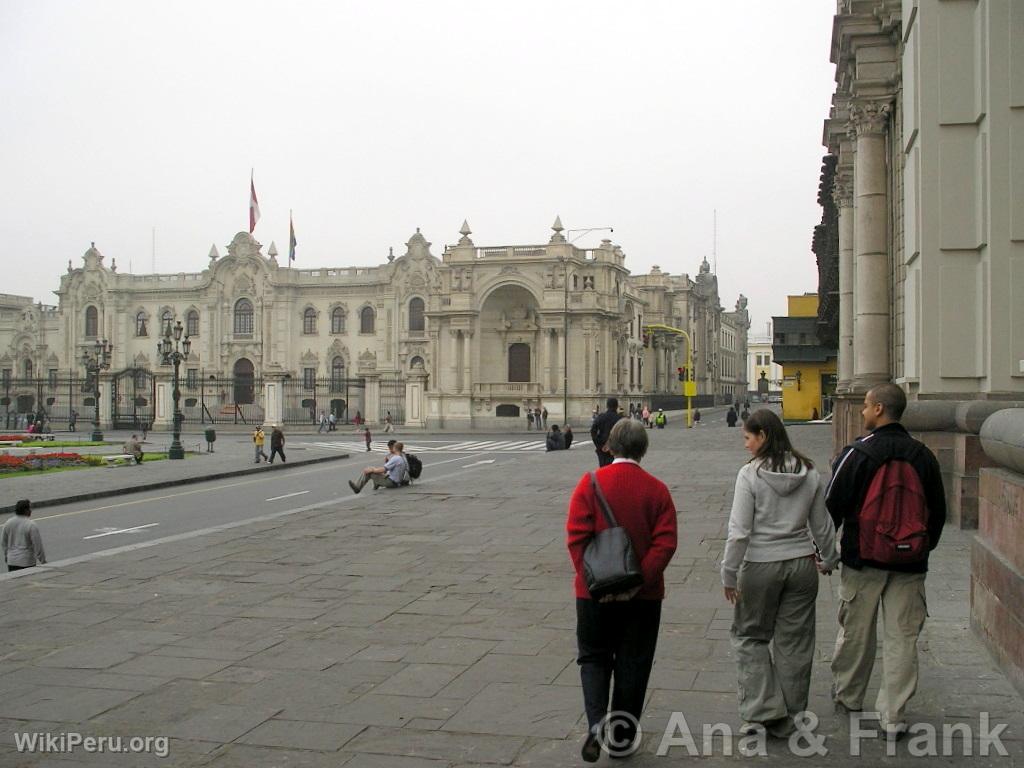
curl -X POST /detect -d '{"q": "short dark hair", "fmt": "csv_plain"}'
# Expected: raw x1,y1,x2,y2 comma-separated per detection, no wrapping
551,424,560,431
15,499,31,515
868,382,907,420
606,397,618,411
387,439,397,448
607,419,648,461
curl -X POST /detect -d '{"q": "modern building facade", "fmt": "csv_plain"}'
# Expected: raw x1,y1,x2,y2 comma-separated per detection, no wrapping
0,220,748,430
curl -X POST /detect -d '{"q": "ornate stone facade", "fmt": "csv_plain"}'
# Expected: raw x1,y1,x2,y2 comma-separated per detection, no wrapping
0,220,748,428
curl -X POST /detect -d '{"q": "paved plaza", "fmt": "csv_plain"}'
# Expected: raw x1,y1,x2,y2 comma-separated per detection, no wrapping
1,416,1022,766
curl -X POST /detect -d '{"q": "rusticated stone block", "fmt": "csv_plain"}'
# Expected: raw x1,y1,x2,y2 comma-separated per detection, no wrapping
971,538,1024,697
978,469,1024,573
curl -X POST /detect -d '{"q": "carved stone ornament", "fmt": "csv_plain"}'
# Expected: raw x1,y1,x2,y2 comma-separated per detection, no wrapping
848,101,891,138
358,349,377,372
832,173,853,208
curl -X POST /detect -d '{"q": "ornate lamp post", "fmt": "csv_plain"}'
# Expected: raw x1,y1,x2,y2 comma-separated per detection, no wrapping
81,338,113,442
158,319,191,459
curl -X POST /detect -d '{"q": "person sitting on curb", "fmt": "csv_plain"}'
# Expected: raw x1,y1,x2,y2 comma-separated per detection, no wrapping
123,434,144,465
2,499,46,572
349,441,409,494
546,424,567,451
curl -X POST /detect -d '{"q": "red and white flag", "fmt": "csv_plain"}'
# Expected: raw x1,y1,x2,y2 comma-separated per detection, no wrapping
249,172,261,233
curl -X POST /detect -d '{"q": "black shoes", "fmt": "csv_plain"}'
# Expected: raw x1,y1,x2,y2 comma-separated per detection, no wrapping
581,729,602,763
348,480,360,494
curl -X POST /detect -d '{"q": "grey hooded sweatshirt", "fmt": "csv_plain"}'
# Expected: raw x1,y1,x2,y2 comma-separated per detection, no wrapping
721,456,839,589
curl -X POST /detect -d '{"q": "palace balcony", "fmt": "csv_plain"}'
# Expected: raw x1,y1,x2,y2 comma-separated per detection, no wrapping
472,382,542,399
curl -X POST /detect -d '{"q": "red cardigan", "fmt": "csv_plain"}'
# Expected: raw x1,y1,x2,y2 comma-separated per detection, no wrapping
566,462,678,600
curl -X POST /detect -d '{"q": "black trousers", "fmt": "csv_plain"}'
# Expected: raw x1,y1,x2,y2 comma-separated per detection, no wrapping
576,598,662,731
595,449,613,467
269,447,286,463
7,565,30,572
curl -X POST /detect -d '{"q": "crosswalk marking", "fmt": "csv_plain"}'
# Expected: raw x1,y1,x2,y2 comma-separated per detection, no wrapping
296,439,555,454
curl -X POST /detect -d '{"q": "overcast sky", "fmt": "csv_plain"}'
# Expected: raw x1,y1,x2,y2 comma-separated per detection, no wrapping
1,1,836,335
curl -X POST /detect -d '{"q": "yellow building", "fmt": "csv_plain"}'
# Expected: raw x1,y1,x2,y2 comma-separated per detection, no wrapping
772,294,837,422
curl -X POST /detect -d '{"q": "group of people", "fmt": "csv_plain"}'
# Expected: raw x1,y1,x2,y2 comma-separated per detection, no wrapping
569,384,946,760
316,411,338,432
545,424,574,451
726,402,751,427
527,406,548,431
349,439,410,493
251,425,287,464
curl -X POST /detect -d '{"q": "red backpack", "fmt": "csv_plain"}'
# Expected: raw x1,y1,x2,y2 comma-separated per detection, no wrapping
857,455,930,564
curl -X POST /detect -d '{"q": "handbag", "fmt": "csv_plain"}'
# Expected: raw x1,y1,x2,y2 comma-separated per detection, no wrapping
582,472,645,599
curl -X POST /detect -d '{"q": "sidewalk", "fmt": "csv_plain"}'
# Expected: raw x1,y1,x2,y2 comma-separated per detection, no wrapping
0,419,1020,766
0,437,350,514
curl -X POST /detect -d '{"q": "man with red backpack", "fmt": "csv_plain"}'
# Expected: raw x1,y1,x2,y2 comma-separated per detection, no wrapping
825,383,946,739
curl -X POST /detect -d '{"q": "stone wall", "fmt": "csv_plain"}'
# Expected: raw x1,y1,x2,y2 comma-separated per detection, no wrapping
971,409,1024,698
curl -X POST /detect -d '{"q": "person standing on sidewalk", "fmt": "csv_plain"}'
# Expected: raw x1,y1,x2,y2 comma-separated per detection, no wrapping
252,425,268,464
2,499,46,572
364,427,372,451
589,397,623,468
541,406,548,430
318,411,329,433
384,411,394,433
721,410,839,737
825,383,946,739
69,409,78,432
567,419,677,762
268,425,286,464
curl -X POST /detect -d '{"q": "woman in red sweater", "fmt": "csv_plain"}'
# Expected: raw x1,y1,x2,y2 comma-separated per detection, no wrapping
567,418,678,762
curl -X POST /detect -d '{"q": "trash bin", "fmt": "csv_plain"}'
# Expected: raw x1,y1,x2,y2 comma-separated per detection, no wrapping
204,428,216,453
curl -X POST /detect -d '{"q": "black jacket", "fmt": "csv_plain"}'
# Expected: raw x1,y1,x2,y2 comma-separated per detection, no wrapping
546,431,566,451
825,423,946,573
590,409,623,451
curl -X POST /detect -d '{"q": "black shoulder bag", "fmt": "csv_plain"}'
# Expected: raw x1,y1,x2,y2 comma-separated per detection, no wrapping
582,472,644,599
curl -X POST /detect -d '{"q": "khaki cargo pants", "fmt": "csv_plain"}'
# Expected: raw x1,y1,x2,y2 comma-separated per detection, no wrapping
831,565,928,727
731,557,819,724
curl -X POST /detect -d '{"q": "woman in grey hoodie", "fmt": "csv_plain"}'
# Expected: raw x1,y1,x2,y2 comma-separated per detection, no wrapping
721,409,839,737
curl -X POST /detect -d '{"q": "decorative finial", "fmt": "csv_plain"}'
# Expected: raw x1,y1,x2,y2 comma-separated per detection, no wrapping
387,247,395,262
549,215,566,244
110,257,117,272
68,259,73,273
208,244,219,260
416,227,421,234
268,241,279,257
458,219,473,246
91,241,95,248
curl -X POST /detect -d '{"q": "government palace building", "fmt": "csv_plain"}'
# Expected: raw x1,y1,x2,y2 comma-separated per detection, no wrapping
0,219,749,430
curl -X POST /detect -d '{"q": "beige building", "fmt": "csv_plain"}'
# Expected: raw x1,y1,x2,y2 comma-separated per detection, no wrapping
747,324,783,400
0,219,748,430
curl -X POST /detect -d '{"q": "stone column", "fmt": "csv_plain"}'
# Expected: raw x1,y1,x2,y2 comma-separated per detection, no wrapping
850,100,892,390
363,374,380,424
97,378,113,431
449,330,461,393
263,377,284,426
404,368,428,427
153,378,172,430
834,171,855,390
539,329,550,393
462,330,473,398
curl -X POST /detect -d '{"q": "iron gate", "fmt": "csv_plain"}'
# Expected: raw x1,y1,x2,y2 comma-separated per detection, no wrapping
111,368,156,430
378,374,406,425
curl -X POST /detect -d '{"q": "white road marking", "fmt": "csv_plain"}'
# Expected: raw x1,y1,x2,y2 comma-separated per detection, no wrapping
265,490,310,502
462,459,497,468
83,523,159,540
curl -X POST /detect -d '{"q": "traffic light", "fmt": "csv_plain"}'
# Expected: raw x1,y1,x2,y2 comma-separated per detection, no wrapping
677,367,685,382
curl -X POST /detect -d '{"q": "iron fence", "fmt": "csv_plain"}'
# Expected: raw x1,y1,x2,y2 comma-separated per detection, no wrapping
378,373,406,425
0,375,95,431
282,376,366,426
180,374,266,425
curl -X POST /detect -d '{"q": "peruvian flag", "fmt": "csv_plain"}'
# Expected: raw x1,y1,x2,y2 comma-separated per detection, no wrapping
249,171,261,233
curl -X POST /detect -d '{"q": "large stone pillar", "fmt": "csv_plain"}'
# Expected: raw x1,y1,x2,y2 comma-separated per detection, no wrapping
834,171,855,391
404,367,428,427
263,376,284,426
462,330,473,397
850,100,892,390
153,377,172,430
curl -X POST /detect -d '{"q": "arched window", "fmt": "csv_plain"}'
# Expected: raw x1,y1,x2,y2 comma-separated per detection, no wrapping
135,312,148,337
408,297,425,332
303,307,317,335
331,307,345,334
160,310,174,335
85,306,98,338
331,356,345,391
186,310,199,337
360,306,375,334
234,299,254,335
24,359,33,378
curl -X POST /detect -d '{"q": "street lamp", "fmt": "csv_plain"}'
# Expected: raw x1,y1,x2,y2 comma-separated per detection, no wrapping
158,319,191,459
81,338,113,442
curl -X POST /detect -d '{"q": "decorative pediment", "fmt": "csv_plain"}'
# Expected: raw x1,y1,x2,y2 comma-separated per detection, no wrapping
300,349,319,366
357,349,377,372
46,353,59,365
327,339,349,361
133,352,151,368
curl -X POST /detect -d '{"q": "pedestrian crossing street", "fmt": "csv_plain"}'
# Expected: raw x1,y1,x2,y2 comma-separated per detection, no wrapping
298,438,561,454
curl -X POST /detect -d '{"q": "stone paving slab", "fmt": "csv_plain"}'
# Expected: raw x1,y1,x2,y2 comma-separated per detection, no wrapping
0,418,1022,766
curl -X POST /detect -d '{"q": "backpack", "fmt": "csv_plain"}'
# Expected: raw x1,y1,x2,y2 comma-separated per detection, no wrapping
406,453,423,480
855,449,930,564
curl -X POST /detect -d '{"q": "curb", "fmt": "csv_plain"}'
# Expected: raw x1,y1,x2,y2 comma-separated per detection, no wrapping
0,452,351,515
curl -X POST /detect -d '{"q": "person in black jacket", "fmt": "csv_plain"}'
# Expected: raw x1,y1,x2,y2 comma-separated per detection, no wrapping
590,397,623,467
546,424,566,452
824,383,946,739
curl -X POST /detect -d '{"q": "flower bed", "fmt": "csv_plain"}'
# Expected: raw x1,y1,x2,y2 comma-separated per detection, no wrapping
0,435,28,442
0,452,101,472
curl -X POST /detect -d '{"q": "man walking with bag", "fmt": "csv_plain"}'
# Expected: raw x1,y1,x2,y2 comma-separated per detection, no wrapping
826,383,946,739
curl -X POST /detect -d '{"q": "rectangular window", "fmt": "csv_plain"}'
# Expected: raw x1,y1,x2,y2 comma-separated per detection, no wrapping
186,368,198,388
2,368,11,386
48,369,58,387
303,368,316,390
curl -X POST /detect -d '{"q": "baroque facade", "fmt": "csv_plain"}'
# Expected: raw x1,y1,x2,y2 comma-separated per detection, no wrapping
0,219,748,429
